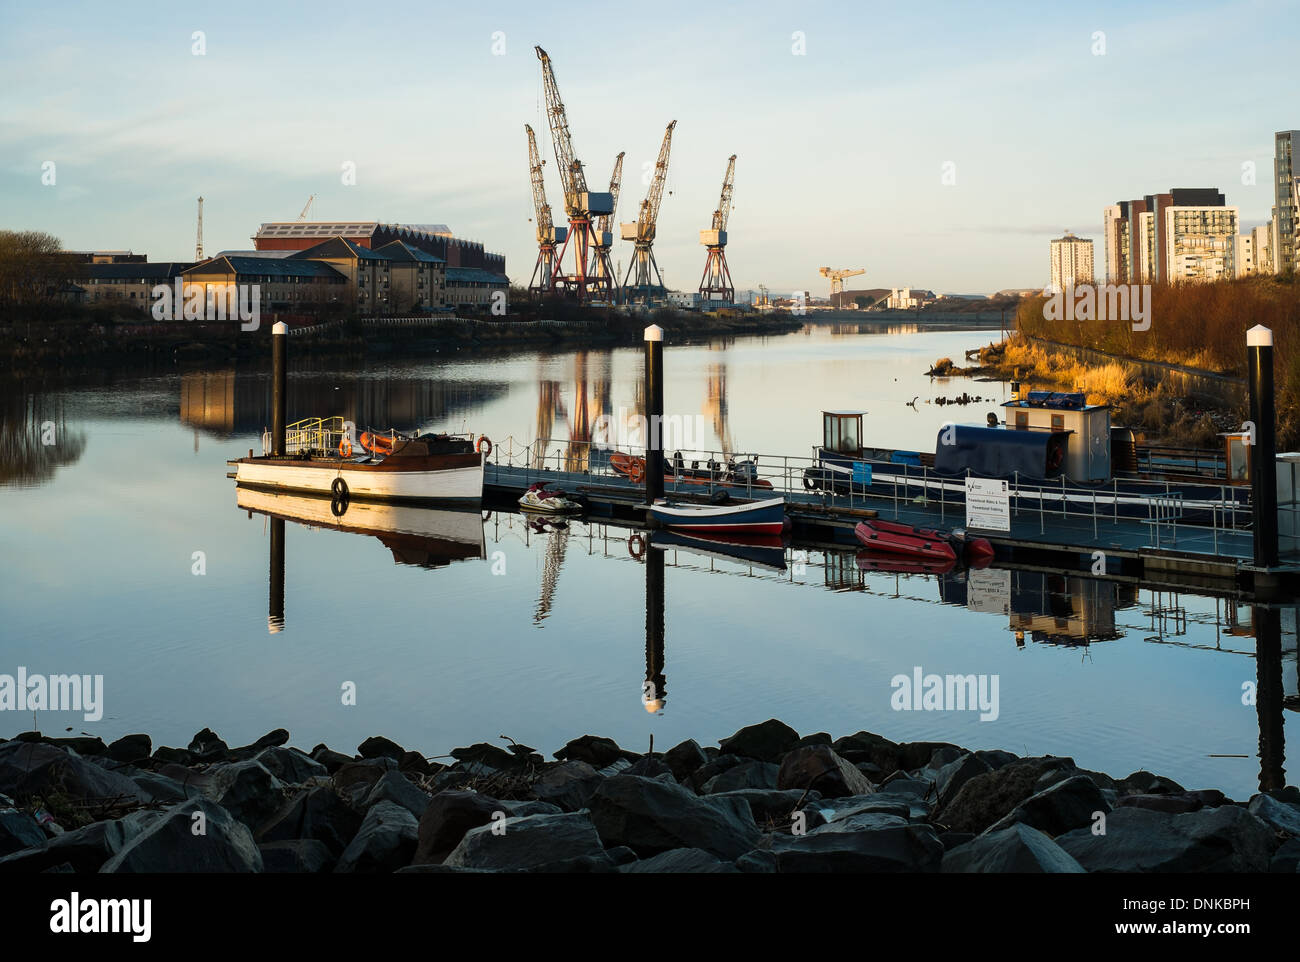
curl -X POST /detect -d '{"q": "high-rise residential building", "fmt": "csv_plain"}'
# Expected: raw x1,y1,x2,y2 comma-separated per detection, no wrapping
1164,204,1239,281
1237,234,1255,277
1254,222,1274,275
1049,231,1094,291
1275,131,1299,274
1103,188,1229,283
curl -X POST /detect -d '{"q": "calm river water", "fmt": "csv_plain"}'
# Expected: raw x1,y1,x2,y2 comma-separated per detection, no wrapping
1,319,1293,799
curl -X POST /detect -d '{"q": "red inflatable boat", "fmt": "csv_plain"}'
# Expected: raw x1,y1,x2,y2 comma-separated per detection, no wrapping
853,519,994,566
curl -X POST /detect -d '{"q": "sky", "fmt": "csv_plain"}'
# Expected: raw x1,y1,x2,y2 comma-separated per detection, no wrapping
1,0,1297,295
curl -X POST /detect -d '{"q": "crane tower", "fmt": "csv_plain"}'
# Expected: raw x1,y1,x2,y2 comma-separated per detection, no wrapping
588,152,624,302
621,120,677,304
195,196,204,262
525,124,567,294
698,155,736,304
535,46,614,302
819,266,865,304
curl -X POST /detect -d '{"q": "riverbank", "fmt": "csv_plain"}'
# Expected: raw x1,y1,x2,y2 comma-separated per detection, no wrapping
0,310,804,377
1,720,1292,872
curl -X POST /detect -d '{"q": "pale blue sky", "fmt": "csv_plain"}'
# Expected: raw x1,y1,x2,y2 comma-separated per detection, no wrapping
1,0,1296,293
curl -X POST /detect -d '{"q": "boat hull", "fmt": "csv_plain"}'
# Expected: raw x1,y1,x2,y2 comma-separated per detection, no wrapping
854,520,958,562
233,452,483,504
649,496,785,534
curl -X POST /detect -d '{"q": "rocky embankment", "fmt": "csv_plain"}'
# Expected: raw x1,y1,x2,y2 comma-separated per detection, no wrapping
1,720,1296,873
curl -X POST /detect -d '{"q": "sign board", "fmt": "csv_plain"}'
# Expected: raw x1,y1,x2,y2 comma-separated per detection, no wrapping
965,477,1010,531
851,462,872,486
967,567,1011,615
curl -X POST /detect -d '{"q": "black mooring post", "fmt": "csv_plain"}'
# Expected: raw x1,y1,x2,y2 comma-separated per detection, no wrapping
645,324,664,505
271,320,288,457
644,545,666,715
1248,325,1278,568
269,517,285,635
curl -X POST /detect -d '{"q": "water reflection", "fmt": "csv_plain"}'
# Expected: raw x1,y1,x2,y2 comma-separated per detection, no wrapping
0,385,88,486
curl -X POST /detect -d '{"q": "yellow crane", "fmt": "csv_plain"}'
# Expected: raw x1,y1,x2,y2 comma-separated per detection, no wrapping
819,266,865,302
621,121,677,304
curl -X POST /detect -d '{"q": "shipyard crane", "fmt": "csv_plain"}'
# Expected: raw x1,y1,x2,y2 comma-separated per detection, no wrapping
525,124,566,294
699,155,736,304
820,266,865,304
621,120,677,304
588,152,624,302
297,195,316,221
535,46,614,302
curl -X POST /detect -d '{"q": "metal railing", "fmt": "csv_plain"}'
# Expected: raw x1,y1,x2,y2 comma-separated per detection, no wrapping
487,436,1254,552
261,416,348,457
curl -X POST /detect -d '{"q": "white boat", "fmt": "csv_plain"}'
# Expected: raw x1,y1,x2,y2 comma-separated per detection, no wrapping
229,417,484,505
518,483,583,515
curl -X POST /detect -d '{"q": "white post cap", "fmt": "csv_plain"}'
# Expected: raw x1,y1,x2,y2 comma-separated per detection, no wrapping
1247,324,1273,347
272,321,288,335
644,324,663,342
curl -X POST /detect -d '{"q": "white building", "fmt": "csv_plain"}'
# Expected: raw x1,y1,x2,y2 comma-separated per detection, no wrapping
1237,234,1256,276
1049,232,1094,291
886,287,931,309
1164,206,1239,281
666,291,701,309
1276,131,1300,275
1254,222,1274,275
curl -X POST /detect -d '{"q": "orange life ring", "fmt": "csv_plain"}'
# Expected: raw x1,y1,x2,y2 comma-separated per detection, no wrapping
477,435,492,456
339,438,353,458
629,459,646,483
628,533,646,560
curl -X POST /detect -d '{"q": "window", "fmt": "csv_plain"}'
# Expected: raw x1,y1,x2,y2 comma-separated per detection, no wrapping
1015,411,1028,429
1051,414,1064,432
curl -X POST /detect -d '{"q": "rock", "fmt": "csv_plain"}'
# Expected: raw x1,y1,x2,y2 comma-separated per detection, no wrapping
1118,792,1208,814
412,791,502,865
357,735,405,761
130,770,199,806
937,757,1077,834
203,760,286,827
554,735,623,768
876,776,931,798
187,727,229,759
256,786,360,854
531,760,603,812
444,812,609,871
626,756,674,780
985,774,1110,837
605,846,638,866
254,746,328,785
0,809,46,856
334,801,418,873
106,734,151,764
689,754,745,793
1057,806,1275,872
802,795,913,830
250,729,290,750
702,761,779,794
735,849,779,873
495,800,560,818
831,731,902,773
0,811,164,873
1249,794,1300,835
975,749,1019,770
718,719,801,763
939,831,975,851
712,789,813,825
897,741,962,772
596,758,633,778
101,799,262,873
768,821,944,872
934,753,992,810
588,775,760,859
777,745,874,798
916,745,965,778
259,839,334,873
451,742,529,776
0,741,142,805
621,847,738,873
663,740,708,782
361,771,431,819
1270,837,1300,873
151,746,194,766
309,745,352,773
942,823,1086,873
1079,769,1118,791
333,758,397,805
1117,771,1184,796
45,736,107,756
796,732,833,748
398,751,432,776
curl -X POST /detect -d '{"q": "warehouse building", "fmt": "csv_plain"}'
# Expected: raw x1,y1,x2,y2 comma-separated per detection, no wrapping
252,221,505,277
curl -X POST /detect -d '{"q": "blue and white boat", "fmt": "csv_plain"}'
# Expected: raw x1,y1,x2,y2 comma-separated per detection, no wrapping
649,496,786,534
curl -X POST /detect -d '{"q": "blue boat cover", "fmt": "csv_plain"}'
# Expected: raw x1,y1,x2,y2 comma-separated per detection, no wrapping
1024,391,1085,409
933,425,1066,479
